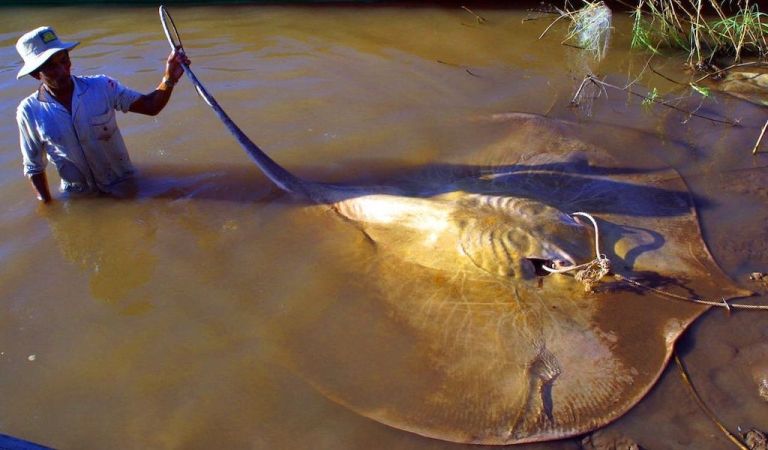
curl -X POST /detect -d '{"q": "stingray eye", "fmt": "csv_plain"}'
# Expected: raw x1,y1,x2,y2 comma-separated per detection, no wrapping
525,258,554,277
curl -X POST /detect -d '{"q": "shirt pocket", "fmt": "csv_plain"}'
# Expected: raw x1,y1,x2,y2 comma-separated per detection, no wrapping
89,109,117,141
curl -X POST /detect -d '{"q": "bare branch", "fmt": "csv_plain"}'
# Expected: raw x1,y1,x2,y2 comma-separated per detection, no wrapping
752,119,768,155
576,74,740,126
461,6,487,24
693,61,768,84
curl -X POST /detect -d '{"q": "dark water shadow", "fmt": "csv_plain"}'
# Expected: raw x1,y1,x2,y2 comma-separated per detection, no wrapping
110,157,707,222
300,156,708,219
103,163,284,204
615,225,666,269
594,270,699,300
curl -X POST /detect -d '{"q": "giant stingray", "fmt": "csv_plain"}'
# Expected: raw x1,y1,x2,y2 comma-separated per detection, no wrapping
159,7,752,444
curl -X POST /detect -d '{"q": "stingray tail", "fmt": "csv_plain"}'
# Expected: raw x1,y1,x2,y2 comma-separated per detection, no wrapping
160,5,308,196
180,64,307,196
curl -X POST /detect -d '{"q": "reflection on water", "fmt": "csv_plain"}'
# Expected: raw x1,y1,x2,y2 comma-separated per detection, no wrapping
1,5,767,450
46,200,158,308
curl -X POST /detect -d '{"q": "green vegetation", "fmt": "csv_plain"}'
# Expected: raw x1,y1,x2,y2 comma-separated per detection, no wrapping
629,0,767,68
641,86,659,108
555,1,767,69
544,1,754,124
688,82,711,97
567,1,613,60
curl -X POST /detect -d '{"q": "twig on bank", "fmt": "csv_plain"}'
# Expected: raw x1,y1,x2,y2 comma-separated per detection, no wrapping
752,119,768,155
571,74,741,126
461,6,487,24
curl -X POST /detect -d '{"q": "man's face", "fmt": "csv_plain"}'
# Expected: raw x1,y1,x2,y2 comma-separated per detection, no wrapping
32,50,71,89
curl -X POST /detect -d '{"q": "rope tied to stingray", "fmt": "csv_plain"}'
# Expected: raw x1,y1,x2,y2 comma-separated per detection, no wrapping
542,212,611,292
543,212,768,310
539,214,762,449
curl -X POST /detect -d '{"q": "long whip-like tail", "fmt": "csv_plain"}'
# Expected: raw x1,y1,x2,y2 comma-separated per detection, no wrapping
159,5,305,195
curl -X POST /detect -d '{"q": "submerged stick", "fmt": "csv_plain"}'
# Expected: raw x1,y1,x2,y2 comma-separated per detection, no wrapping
692,61,768,84
752,119,768,155
572,75,741,126
650,65,687,86
461,6,487,24
436,60,481,78
674,354,750,450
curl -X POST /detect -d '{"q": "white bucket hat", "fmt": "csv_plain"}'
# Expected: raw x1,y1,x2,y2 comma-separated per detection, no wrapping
16,26,79,79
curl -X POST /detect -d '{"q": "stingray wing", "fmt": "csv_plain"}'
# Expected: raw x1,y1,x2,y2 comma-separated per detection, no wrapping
278,114,750,444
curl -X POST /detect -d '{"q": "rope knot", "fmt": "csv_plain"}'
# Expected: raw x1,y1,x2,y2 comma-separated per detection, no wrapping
574,254,612,292
541,212,612,291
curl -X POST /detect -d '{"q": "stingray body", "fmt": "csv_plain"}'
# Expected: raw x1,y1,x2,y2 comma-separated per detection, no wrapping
214,110,749,444
186,62,749,444
155,3,754,441
240,115,592,280
303,182,592,279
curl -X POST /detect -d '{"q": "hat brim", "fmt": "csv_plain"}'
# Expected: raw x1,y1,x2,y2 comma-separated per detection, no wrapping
17,41,79,79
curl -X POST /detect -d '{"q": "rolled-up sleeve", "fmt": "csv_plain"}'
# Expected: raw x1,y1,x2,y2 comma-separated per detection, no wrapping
17,106,45,176
103,76,142,113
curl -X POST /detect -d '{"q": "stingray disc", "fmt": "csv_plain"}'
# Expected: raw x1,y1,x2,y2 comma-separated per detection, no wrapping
278,114,751,444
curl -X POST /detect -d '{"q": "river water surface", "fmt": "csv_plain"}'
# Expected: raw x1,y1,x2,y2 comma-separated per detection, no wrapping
1,5,767,450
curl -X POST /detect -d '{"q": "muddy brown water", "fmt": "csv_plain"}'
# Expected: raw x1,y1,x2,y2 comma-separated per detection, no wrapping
1,5,767,450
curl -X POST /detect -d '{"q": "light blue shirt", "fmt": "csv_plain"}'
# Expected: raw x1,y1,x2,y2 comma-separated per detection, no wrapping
17,75,142,193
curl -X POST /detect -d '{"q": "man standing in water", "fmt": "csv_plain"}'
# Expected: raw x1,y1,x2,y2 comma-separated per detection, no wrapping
15,26,190,203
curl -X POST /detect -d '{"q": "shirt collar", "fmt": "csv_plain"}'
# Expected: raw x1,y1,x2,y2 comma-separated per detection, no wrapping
73,75,89,97
36,83,50,102
36,75,89,103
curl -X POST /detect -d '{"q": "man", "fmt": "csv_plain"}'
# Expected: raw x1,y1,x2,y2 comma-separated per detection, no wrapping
15,26,191,203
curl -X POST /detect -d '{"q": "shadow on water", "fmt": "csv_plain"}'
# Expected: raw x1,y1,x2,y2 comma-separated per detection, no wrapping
39,196,160,308
99,156,705,222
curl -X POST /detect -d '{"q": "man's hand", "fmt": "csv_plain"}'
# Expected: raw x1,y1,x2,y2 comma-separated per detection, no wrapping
30,172,52,204
164,49,190,86
129,49,191,116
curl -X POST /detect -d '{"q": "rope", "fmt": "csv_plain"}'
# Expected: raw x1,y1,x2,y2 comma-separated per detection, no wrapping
617,274,768,311
542,212,611,292
543,213,768,310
